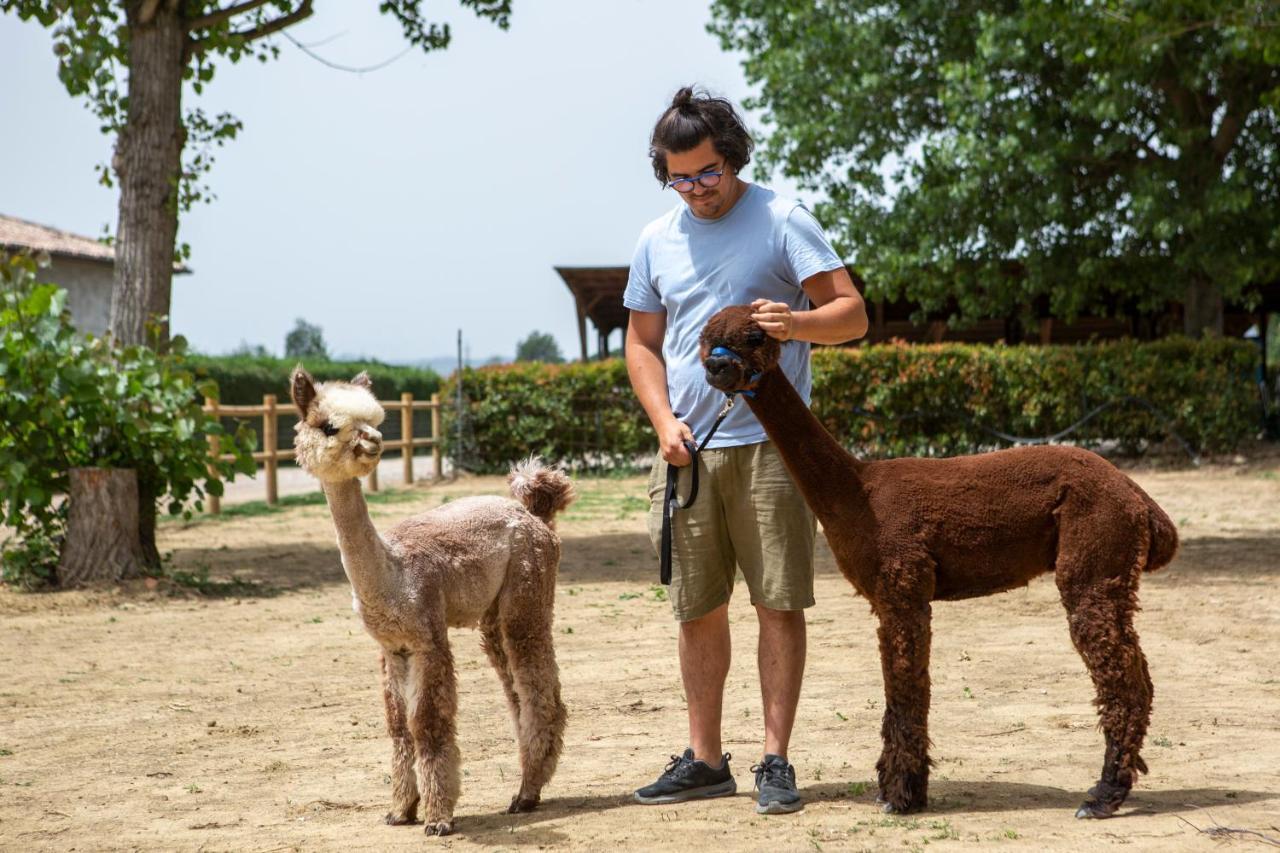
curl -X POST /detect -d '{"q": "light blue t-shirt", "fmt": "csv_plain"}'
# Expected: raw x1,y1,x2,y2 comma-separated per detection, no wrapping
623,183,844,448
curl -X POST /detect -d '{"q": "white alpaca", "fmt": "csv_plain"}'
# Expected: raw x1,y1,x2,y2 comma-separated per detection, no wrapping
290,366,573,836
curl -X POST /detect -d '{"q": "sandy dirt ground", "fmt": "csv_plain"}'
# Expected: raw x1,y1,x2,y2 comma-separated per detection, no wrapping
1,455,1278,852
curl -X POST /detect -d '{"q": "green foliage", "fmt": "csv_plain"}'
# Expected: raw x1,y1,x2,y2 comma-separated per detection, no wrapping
442,340,1257,473
283,317,328,360
810,337,1259,457
188,354,441,404
186,353,441,454
709,1,1280,331
515,330,565,364
441,359,651,473
0,253,256,587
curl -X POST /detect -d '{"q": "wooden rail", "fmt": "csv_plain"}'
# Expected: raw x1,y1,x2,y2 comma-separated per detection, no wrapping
202,393,443,514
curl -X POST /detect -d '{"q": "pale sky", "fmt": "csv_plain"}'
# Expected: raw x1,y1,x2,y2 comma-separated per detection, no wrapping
1,1,814,365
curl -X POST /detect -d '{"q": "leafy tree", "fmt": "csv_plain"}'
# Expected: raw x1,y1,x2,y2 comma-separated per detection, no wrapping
710,1,1280,335
1,0,513,347
515,330,564,363
284,316,327,359
0,252,255,586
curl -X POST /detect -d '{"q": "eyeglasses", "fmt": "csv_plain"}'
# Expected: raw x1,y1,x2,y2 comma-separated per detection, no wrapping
666,169,724,193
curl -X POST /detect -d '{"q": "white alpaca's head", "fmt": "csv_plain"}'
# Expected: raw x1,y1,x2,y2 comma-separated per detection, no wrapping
290,365,386,483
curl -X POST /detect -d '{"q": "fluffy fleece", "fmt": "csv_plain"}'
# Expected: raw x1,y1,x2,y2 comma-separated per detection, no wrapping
290,366,574,836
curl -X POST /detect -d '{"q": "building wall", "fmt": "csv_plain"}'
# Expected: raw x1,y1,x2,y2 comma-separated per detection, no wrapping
42,256,114,336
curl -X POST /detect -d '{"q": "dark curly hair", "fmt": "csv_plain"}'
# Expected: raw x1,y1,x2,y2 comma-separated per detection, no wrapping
649,85,754,186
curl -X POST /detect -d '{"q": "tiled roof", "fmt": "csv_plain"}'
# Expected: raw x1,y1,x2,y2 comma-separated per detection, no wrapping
0,214,115,263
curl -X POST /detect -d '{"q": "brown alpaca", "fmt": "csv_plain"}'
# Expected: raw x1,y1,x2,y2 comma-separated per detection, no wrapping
698,306,1178,819
290,367,574,835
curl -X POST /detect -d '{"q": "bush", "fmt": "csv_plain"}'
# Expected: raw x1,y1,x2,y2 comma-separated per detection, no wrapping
0,253,256,587
187,354,443,453
441,360,650,473
811,337,1259,458
443,338,1258,473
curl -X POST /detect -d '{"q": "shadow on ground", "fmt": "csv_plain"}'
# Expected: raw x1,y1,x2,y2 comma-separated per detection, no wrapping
161,529,1280,600
800,779,1275,816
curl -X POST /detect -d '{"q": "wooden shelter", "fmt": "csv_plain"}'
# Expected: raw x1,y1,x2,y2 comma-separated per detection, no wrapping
555,266,630,360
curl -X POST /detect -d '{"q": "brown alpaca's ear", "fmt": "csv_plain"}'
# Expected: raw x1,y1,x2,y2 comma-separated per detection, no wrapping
350,371,373,391
291,365,317,417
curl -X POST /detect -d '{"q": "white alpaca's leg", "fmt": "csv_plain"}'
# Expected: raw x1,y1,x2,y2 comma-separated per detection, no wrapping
379,650,420,824
502,556,567,812
406,631,461,836
481,610,521,728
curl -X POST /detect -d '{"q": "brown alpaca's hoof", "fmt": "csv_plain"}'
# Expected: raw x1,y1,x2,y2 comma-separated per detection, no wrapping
424,819,454,836
383,811,419,826
1075,781,1129,819
878,768,928,814
507,794,540,813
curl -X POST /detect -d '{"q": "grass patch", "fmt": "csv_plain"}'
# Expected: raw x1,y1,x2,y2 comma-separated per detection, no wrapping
172,487,422,524
167,566,276,598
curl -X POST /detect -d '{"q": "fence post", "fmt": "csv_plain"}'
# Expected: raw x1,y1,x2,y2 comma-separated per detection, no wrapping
431,393,442,480
205,395,221,515
402,392,414,485
263,394,278,505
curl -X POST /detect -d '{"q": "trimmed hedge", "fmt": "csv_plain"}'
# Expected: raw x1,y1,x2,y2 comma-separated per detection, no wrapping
188,355,443,452
811,336,1258,458
441,360,649,473
187,354,441,404
442,338,1260,473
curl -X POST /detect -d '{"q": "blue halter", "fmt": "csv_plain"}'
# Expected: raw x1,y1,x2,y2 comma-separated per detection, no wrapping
709,346,762,398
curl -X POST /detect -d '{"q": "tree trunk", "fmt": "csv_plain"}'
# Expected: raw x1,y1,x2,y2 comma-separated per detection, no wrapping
57,468,147,588
138,472,162,571
1183,274,1224,337
110,0,187,349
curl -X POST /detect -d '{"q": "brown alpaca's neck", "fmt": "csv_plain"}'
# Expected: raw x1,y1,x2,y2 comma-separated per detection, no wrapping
322,478,392,603
742,367,865,528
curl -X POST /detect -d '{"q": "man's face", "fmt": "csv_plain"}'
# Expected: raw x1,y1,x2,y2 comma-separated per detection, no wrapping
665,137,741,220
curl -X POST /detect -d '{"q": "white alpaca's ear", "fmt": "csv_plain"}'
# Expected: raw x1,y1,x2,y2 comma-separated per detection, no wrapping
291,365,317,417
351,371,373,391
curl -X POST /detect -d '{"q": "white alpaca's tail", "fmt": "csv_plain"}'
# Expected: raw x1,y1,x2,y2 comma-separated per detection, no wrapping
508,457,576,528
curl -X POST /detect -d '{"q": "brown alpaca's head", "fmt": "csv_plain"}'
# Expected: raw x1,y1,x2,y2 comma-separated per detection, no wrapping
290,366,385,483
699,304,782,394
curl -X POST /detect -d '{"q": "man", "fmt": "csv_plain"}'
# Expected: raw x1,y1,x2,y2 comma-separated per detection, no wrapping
624,86,867,815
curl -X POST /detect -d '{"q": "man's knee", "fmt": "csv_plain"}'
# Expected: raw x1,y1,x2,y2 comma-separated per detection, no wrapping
754,604,806,627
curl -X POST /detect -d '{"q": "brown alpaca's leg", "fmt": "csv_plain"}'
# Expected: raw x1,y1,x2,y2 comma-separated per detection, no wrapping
406,634,462,836
874,602,933,814
380,650,420,825
1060,581,1153,819
502,612,567,813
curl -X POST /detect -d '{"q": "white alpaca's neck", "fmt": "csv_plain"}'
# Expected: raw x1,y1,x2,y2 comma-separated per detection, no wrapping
322,478,393,604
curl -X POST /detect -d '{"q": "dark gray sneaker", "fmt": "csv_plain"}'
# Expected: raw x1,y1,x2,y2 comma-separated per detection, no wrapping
634,748,736,804
752,754,802,814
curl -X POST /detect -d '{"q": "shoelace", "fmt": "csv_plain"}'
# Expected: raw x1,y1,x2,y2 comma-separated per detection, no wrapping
751,760,793,791
664,751,732,780
662,754,694,779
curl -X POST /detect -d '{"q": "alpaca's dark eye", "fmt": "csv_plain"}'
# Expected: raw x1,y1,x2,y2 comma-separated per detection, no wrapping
321,422,339,437
746,329,766,346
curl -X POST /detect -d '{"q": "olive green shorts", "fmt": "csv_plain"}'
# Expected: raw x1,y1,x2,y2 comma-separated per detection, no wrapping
647,440,816,622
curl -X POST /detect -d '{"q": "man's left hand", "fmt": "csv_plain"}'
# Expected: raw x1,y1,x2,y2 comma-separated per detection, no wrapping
750,299,794,341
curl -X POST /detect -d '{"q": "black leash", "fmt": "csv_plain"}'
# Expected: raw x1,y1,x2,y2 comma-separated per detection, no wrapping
659,395,738,585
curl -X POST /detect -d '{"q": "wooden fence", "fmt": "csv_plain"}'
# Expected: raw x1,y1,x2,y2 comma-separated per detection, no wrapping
202,393,443,514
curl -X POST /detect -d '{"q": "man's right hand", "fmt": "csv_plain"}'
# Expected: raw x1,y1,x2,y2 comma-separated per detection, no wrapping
658,417,696,466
